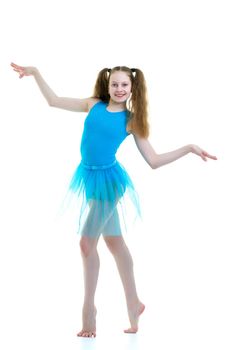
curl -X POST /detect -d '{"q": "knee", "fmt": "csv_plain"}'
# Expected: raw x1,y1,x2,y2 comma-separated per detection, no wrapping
79,237,94,257
104,236,124,254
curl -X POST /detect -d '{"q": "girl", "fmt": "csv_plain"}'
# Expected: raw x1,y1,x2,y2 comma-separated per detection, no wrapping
11,63,217,337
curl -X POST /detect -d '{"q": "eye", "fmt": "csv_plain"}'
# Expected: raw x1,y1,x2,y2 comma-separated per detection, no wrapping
112,83,118,87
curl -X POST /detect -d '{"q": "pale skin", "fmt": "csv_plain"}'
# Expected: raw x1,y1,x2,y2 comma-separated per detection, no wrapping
11,63,217,337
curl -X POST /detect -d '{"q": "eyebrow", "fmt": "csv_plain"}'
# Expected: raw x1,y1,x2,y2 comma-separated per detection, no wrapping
111,81,129,83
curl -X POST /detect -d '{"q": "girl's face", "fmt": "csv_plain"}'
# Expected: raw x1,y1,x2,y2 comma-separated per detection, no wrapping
108,71,132,104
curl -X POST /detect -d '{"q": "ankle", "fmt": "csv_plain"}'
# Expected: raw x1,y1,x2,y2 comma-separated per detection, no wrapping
126,297,140,308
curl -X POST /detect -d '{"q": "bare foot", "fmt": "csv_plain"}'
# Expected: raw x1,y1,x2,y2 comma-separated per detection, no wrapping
124,301,145,334
77,306,97,338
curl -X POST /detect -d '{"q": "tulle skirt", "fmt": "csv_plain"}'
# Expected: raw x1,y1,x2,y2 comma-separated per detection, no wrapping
63,159,141,237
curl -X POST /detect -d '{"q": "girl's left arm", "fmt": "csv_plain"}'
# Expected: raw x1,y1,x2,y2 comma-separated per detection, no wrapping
133,136,217,169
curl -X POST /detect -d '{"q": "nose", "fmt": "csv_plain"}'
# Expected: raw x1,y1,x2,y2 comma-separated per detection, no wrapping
116,85,123,92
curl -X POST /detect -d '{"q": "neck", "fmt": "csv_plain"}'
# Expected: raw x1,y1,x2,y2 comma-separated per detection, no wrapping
108,99,127,111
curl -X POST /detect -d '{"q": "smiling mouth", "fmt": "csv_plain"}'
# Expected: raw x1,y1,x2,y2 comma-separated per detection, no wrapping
115,94,126,97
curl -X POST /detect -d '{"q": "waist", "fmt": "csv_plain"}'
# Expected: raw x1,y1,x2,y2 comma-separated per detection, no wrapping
81,159,117,170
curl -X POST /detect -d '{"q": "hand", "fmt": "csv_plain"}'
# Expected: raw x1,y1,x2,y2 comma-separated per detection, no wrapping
11,62,37,78
190,144,217,161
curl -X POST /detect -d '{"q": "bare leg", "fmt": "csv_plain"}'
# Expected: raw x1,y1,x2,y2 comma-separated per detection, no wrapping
77,236,100,337
104,236,145,333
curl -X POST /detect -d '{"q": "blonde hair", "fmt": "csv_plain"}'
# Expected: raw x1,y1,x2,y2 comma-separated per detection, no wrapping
93,66,149,138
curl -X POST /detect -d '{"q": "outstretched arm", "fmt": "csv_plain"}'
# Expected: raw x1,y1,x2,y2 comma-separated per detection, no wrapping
10,62,94,112
133,136,217,169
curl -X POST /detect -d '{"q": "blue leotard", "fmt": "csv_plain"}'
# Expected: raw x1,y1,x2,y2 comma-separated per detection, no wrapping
80,101,129,166
67,100,140,237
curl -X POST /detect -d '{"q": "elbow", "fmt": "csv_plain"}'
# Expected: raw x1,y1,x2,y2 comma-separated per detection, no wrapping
48,98,55,107
148,155,160,169
148,161,159,170
47,96,58,107
147,154,160,169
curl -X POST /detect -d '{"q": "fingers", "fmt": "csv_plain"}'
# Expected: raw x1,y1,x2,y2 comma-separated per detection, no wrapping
201,153,207,161
11,63,20,71
13,68,22,74
11,62,24,72
11,62,25,78
202,151,218,160
208,154,218,160
11,62,23,69
207,155,217,160
192,145,217,161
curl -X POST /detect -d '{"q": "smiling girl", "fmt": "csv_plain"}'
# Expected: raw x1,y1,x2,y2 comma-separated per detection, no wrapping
11,63,217,337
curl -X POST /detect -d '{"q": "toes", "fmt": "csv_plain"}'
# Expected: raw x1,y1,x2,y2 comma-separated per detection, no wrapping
77,330,96,338
124,327,138,334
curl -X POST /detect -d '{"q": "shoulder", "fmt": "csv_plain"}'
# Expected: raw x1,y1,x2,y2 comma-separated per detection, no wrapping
86,97,103,111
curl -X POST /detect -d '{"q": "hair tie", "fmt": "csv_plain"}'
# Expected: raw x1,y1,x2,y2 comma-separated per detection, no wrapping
107,68,111,73
131,68,136,73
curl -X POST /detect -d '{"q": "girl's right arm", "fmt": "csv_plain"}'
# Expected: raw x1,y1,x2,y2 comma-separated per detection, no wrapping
11,63,97,112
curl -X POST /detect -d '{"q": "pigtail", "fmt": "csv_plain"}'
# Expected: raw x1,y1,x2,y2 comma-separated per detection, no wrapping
127,68,149,138
93,68,110,102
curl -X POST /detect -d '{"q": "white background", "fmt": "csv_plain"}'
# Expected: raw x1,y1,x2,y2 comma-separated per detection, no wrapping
0,0,232,349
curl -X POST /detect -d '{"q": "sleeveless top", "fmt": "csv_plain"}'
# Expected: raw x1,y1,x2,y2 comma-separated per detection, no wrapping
64,100,140,236
80,101,129,166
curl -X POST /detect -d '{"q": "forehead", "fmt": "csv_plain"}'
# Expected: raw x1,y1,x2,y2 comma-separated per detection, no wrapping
109,71,131,83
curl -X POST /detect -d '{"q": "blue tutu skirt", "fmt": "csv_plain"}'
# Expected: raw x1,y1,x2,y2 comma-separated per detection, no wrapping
63,160,140,237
